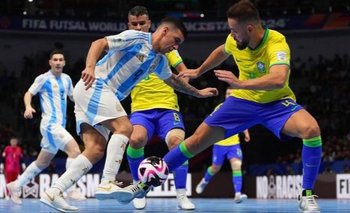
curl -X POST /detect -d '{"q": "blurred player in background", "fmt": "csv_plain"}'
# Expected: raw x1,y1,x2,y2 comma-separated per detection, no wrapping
1,136,25,200
195,88,250,203
7,50,85,205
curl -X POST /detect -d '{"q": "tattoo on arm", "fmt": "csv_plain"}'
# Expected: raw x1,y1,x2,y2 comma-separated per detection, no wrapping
165,74,199,97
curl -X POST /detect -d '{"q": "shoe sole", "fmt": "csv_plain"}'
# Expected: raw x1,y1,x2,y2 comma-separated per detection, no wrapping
40,193,79,213
95,190,134,204
40,198,78,213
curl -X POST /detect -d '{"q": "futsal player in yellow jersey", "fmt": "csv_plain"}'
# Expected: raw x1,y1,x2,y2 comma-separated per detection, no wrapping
124,6,195,210
119,1,322,213
196,88,250,203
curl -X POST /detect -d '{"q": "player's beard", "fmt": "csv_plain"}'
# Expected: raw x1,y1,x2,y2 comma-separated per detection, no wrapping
236,38,249,50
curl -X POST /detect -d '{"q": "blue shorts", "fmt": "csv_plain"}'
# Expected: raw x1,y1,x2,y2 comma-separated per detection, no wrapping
212,144,242,165
130,109,185,142
205,97,303,141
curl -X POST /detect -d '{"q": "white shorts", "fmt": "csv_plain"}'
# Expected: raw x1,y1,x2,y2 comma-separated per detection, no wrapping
73,79,127,140
40,123,74,154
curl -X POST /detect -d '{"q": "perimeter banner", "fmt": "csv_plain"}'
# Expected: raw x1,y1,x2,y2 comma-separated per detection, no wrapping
0,13,349,34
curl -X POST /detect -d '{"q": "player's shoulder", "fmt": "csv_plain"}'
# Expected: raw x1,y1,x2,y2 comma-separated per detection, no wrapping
267,29,287,44
34,70,52,81
113,30,150,41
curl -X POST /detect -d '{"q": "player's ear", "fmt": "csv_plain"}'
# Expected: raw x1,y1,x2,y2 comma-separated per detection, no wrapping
247,24,253,32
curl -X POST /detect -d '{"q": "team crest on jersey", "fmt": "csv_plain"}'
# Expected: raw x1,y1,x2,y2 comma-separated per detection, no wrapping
136,54,146,62
256,61,266,73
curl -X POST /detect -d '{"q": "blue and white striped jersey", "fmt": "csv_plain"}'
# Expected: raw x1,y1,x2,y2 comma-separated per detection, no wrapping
28,70,73,127
95,30,172,100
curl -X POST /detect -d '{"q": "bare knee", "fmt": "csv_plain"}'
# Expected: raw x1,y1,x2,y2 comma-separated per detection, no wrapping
166,129,185,150
129,134,146,149
230,159,242,170
302,124,321,139
117,122,133,138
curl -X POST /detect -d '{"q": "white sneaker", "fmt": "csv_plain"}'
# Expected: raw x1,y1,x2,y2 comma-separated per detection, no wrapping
298,191,320,213
177,189,195,210
234,192,248,203
7,182,22,205
40,189,78,212
133,197,146,209
114,182,151,204
67,188,86,201
95,180,123,201
195,178,208,194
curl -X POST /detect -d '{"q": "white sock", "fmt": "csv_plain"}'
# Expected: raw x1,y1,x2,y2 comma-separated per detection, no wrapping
16,162,42,187
65,157,76,192
53,154,92,193
101,134,129,182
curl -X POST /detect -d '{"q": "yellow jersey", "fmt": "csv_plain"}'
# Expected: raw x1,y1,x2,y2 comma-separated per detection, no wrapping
130,50,183,112
225,29,296,103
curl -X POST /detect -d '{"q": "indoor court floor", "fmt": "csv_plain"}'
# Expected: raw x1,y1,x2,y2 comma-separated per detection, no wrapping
0,198,350,213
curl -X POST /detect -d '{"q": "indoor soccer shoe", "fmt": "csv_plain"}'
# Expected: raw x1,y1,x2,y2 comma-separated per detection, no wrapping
195,178,208,194
7,182,22,205
114,182,151,204
40,190,78,212
133,197,146,210
176,189,195,210
234,192,248,203
298,190,320,213
95,180,123,201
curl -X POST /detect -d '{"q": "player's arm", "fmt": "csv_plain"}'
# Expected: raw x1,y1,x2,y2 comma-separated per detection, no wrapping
177,44,229,79
214,64,289,90
163,73,218,98
23,91,36,119
81,38,109,89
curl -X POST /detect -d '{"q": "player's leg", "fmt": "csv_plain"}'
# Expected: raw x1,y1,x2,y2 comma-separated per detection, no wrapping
282,108,321,213
127,124,149,209
62,137,86,201
40,123,104,212
230,157,247,203
165,128,195,210
196,144,224,194
94,116,132,200
7,149,55,204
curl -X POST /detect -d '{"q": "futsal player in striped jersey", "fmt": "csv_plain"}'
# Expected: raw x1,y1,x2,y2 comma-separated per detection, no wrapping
119,1,322,212
7,50,85,205
116,6,194,210
95,5,194,210
195,88,250,203
40,17,218,212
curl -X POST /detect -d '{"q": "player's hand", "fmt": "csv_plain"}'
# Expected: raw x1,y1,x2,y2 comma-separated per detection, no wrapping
196,87,219,98
81,67,96,90
176,69,200,79
24,107,36,119
214,70,241,88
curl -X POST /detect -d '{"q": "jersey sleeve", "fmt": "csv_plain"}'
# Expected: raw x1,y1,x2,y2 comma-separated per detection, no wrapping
28,74,46,95
268,37,290,67
165,50,183,68
67,75,74,97
106,30,149,51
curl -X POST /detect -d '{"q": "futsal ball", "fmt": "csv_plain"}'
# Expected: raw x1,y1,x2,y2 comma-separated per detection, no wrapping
138,156,169,187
